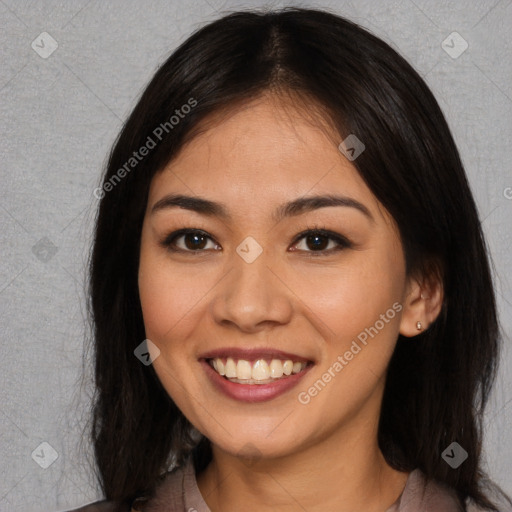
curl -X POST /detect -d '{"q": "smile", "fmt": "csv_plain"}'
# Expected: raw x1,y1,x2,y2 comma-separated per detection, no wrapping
200,348,314,403
208,357,308,384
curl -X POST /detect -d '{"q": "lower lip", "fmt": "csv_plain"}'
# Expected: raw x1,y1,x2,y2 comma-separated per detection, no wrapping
201,360,313,403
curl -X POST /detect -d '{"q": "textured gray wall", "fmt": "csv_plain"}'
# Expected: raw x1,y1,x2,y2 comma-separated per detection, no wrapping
0,1,511,510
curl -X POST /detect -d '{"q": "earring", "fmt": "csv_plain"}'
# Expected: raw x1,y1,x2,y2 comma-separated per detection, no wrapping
416,321,422,331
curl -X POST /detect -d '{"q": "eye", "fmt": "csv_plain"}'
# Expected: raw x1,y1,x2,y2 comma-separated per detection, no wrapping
160,226,351,255
161,229,220,252
290,227,351,255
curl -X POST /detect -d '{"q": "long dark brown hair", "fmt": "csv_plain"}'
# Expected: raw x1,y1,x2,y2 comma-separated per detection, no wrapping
85,7,511,511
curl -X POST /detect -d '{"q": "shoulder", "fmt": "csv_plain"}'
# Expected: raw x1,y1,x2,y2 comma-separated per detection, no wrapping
396,469,463,511
63,500,121,512
401,469,512,512
466,492,512,512
135,463,189,512
62,463,192,512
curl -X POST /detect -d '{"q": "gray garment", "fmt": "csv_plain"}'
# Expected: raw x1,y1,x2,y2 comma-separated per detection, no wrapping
131,458,477,512
67,457,509,512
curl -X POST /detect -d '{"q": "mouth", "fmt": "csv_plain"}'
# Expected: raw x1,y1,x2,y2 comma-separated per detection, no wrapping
206,357,310,384
199,348,315,402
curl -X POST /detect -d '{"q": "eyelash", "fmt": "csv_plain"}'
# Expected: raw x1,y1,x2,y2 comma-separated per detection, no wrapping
159,225,352,257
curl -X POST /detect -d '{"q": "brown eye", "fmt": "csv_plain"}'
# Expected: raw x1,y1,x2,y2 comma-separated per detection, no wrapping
303,234,330,251
161,229,220,252
291,229,351,254
182,232,209,250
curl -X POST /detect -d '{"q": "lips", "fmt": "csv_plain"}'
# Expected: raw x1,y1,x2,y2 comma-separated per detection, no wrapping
199,347,315,403
199,347,312,363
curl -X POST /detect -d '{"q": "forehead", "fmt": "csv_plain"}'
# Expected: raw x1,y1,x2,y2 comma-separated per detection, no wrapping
147,95,382,220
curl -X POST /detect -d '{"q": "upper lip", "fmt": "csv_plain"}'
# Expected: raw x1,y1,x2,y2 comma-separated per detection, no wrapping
199,347,313,363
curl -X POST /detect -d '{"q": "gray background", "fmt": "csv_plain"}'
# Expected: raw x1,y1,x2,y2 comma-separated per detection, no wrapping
0,0,511,510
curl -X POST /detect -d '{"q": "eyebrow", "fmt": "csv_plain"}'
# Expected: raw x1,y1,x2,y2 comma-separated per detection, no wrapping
151,193,374,223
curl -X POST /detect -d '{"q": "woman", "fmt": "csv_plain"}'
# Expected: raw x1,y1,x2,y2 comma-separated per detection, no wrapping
70,7,512,512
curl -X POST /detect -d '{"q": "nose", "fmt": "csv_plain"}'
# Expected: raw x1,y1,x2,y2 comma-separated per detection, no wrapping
209,248,294,333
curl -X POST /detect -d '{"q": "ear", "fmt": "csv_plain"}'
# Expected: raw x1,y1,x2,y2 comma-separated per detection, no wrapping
399,267,444,338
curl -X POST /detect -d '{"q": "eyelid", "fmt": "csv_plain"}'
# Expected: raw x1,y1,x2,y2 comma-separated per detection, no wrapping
160,225,352,254
290,226,352,254
160,228,220,253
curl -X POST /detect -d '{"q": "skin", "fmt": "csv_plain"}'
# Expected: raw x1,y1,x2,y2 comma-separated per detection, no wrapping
138,92,443,512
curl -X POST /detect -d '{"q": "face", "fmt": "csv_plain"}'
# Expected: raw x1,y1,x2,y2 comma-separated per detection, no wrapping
138,94,412,460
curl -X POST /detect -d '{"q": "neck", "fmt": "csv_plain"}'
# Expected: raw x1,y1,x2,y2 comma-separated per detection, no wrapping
196,410,409,512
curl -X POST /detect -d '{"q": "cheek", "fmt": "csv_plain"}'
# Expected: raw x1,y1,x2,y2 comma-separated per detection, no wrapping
290,252,405,343
138,257,177,340
137,246,203,403
138,245,209,341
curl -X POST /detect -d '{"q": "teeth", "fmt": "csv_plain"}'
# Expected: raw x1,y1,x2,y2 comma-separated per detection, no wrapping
225,357,237,378
209,357,307,382
252,360,269,380
216,359,225,376
292,362,302,374
270,359,283,378
237,360,252,380
283,360,293,375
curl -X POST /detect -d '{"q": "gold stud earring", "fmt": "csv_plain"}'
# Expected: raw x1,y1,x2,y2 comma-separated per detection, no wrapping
416,321,422,331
